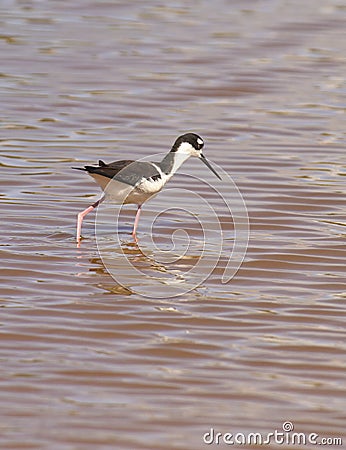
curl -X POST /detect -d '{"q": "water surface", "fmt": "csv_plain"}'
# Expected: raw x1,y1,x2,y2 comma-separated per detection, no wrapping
1,1,345,449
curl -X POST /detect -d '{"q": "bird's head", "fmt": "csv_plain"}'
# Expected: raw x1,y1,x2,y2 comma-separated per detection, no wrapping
171,133,221,180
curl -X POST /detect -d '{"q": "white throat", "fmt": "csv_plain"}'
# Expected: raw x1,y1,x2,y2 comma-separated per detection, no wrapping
170,151,191,177
169,141,197,175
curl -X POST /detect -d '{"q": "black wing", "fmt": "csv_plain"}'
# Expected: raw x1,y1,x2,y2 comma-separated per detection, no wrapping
73,160,161,187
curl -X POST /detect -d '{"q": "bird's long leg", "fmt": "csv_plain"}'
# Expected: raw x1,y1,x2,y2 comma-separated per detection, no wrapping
132,204,142,241
76,195,105,246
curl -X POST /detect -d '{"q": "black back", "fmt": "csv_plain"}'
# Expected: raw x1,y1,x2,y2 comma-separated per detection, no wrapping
74,160,162,186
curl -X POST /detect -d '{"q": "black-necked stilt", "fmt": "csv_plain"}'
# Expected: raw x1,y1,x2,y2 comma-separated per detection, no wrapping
74,133,221,245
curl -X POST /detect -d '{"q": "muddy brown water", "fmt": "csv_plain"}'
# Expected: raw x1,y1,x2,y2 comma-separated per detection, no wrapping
1,1,345,449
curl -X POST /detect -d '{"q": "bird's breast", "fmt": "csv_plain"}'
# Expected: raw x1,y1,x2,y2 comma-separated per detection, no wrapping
136,174,168,194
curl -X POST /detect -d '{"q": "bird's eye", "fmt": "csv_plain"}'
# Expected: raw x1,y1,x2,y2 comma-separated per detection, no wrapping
197,138,204,149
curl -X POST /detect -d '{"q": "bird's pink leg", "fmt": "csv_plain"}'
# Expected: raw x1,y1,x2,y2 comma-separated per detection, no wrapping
76,196,105,246
132,204,142,241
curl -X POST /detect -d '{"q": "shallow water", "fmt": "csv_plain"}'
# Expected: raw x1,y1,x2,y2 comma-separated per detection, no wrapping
1,1,345,449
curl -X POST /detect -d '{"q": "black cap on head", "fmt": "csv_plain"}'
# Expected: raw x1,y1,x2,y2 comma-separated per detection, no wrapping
171,133,204,152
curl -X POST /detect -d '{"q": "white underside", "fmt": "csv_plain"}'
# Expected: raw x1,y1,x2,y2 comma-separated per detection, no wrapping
90,173,168,205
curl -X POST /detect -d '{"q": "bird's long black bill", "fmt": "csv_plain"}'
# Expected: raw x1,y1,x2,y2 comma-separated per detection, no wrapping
200,154,222,180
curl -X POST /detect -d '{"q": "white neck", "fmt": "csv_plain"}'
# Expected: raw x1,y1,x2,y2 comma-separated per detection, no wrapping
159,142,196,179
169,151,191,177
